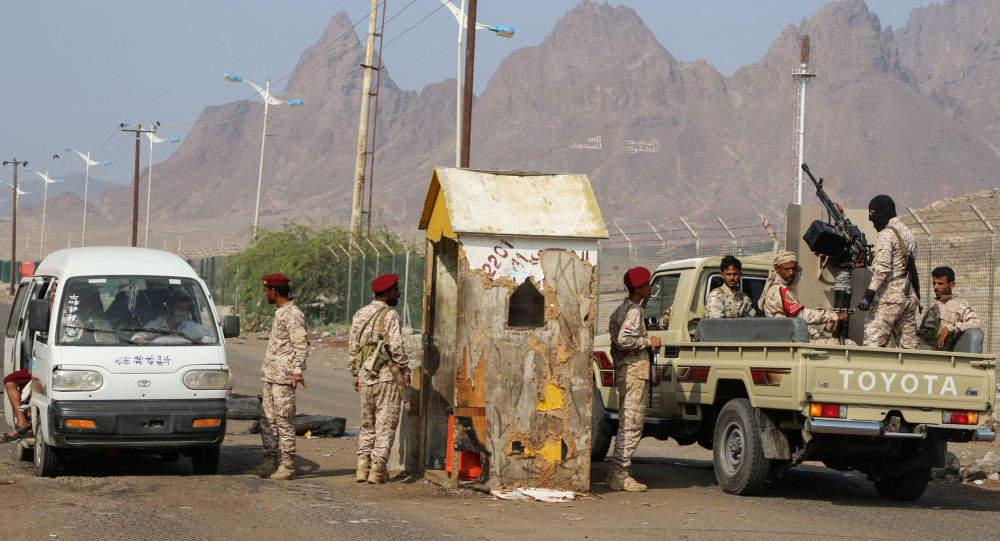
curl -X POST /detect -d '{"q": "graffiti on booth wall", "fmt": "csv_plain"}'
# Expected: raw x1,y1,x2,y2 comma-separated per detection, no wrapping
476,238,592,285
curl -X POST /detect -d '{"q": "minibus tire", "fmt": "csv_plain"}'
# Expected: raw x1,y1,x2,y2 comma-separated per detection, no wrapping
34,432,60,478
16,440,33,462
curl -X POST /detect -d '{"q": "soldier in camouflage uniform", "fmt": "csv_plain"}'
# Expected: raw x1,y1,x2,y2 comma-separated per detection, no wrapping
349,274,410,484
917,266,981,350
761,251,849,345
858,195,919,348
705,255,754,319
606,267,661,492
252,273,309,481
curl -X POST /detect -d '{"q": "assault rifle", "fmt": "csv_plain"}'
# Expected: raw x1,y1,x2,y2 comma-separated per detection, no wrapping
800,163,874,268
801,163,874,344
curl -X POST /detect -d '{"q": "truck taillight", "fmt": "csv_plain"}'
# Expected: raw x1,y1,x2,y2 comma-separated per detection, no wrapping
809,403,847,418
943,410,979,425
594,352,615,387
678,366,710,383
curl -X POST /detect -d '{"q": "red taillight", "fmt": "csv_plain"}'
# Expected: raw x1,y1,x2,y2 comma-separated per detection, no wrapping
594,351,613,370
750,368,790,386
600,371,615,386
678,366,710,383
943,410,979,425
809,403,847,418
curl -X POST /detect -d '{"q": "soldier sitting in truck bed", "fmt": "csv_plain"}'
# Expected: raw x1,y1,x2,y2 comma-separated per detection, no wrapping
761,250,850,345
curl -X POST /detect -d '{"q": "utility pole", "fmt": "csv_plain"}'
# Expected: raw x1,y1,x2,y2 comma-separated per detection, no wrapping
459,0,478,168
350,0,380,253
119,123,157,247
2,158,27,295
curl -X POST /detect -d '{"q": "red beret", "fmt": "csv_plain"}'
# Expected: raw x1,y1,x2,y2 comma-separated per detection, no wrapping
623,267,651,289
262,273,290,286
371,274,399,293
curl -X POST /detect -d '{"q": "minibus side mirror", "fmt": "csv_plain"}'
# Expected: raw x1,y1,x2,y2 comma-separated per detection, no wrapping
222,315,240,338
27,299,50,333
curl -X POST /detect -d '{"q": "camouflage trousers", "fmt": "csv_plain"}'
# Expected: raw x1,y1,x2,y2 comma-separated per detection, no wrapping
864,296,918,349
261,382,297,457
612,365,649,468
358,381,402,464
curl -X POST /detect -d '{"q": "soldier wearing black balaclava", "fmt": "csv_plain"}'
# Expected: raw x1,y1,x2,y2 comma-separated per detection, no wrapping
857,195,919,348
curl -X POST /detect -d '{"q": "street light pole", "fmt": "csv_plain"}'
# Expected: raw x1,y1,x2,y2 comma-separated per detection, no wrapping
2,158,27,294
438,0,514,167
223,73,302,241
23,168,66,259
460,0,478,168
143,131,180,247
61,147,111,247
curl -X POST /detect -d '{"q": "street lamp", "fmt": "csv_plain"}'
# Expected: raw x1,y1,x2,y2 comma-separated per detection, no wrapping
142,131,180,247
223,73,303,239
438,0,514,166
23,168,66,258
61,147,111,247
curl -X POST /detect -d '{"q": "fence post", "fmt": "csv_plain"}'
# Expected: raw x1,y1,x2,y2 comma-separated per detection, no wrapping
367,238,381,275
970,204,995,353
341,243,353,322
907,207,933,306
679,217,700,257
403,249,411,329
717,217,736,255
378,238,395,276
613,219,635,264
760,214,779,256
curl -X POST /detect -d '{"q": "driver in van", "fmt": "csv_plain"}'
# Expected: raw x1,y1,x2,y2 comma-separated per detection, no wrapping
135,295,212,343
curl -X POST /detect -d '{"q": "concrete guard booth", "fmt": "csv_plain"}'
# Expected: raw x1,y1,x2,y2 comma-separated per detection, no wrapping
417,167,607,491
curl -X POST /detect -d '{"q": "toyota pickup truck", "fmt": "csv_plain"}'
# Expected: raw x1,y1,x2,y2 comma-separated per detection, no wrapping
591,255,995,500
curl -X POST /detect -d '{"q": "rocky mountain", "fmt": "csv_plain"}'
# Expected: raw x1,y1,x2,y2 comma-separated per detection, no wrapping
20,0,1000,253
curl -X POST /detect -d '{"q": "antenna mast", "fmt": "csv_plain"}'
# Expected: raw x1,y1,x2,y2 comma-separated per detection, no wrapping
792,35,816,205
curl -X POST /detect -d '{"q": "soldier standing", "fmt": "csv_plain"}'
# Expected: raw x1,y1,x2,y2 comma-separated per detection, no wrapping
606,267,661,492
761,251,849,345
253,273,308,480
857,195,919,348
917,266,981,350
705,255,754,319
349,274,410,484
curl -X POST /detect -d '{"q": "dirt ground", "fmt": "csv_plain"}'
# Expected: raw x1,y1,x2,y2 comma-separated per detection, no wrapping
4,337,1000,540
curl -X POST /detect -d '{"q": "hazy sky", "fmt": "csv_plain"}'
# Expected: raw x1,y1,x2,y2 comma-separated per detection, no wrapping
0,0,933,188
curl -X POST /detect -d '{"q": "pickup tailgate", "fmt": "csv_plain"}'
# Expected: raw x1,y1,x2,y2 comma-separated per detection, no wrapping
804,346,995,422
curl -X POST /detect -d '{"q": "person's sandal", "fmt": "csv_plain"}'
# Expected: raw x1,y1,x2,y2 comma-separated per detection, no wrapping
0,424,31,443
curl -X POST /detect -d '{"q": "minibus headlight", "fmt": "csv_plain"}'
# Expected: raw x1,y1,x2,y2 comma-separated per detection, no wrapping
52,369,103,391
183,370,229,390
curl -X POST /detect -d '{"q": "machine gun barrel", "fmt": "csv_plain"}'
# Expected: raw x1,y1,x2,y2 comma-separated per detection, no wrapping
800,163,874,268
801,163,843,221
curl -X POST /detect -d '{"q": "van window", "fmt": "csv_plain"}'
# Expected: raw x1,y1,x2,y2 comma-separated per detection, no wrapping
57,277,218,346
6,283,31,338
643,273,680,328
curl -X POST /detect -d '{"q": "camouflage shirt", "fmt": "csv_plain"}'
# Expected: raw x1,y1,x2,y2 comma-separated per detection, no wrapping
918,294,981,348
868,217,917,301
761,279,837,341
705,285,754,319
261,301,308,385
349,300,408,385
608,298,651,380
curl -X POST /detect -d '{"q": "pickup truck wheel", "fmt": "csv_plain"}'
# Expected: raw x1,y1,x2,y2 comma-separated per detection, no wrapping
712,398,769,494
874,467,931,501
191,445,221,475
591,384,613,462
34,432,61,478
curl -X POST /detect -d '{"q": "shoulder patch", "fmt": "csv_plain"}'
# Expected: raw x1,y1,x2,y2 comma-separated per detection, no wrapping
780,287,803,316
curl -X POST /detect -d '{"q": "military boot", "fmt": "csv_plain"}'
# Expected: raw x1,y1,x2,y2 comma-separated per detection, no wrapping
252,454,279,478
356,455,371,482
270,455,297,480
622,467,647,492
606,463,626,491
367,460,388,484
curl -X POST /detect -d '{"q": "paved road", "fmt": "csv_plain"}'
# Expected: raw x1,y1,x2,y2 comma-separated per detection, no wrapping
5,300,1000,540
